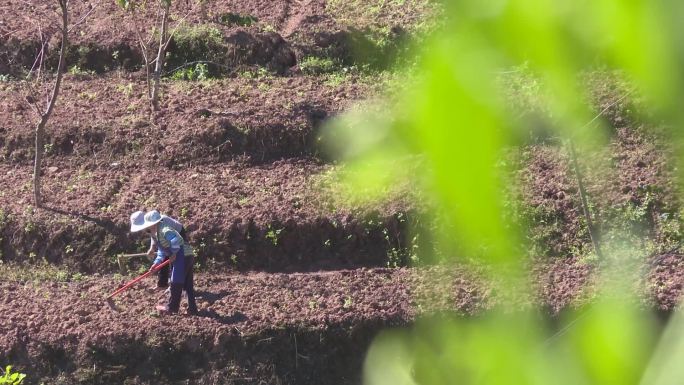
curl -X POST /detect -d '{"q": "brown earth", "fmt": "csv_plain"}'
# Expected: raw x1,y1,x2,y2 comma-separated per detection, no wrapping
2,0,684,383
1,254,680,384
0,268,418,385
518,98,681,259
0,75,373,165
0,265,486,384
0,261,583,384
1,69,683,383
0,0,435,76
0,74,425,272
0,160,421,272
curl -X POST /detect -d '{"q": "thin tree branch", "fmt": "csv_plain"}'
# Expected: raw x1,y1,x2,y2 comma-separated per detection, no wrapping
26,26,50,81
568,139,603,260
43,0,68,121
127,5,153,100
162,7,194,49
68,0,103,32
162,60,237,76
0,28,22,39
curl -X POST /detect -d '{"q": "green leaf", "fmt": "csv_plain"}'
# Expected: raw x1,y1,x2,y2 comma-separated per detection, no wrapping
115,0,131,10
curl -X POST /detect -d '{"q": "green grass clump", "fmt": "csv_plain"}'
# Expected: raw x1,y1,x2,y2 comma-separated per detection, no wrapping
0,261,87,283
216,12,258,27
299,56,339,75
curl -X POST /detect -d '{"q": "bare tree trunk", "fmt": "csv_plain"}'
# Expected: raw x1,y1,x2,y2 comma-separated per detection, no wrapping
568,139,603,260
34,117,46,207
130,7,153,104
151,2,170,111
34,0,68,208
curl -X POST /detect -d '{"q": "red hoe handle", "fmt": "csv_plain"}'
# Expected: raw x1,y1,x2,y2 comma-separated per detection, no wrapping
107,259,171,299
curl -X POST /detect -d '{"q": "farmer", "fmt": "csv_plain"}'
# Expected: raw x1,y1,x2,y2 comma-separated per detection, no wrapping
130,210,187,289
130,210,198,315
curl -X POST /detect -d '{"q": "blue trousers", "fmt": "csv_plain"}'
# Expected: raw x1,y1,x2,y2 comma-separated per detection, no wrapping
167,249,197,314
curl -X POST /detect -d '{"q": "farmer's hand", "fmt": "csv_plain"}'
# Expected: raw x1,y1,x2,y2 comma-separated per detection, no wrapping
149,263,158,272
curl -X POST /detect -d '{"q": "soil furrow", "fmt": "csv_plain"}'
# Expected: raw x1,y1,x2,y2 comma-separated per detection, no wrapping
0,76,371,165
0,161,420,272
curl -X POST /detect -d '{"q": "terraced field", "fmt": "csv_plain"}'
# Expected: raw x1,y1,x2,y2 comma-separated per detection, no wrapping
1,0,684,384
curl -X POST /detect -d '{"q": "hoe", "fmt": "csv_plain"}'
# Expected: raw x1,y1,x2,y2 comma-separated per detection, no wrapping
116,252,153,273
105,259,170,311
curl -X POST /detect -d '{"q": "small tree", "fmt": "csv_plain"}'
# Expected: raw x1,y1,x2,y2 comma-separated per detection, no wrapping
116,0,192,111
25,0,70,208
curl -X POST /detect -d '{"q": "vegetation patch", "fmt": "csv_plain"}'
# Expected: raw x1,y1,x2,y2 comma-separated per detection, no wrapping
299,56,340,75
325,0,441,33
216,12,258,27
0,260,87,284
166,25,225,77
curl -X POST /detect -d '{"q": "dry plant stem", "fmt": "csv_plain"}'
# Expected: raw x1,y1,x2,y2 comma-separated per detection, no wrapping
150,1,170,111
67,0,102,33
33,0,68,208
568,139,603,260
27,25,47,79
564,91,632,260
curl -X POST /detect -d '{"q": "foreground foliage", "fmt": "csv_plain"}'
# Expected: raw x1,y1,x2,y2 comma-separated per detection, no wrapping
323,0,684,384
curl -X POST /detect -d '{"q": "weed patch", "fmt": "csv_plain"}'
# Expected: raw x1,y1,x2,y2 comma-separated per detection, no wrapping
299,56,339,75
216,12,258,27
0,261,88,283
167,25,224,77
171,63,210,81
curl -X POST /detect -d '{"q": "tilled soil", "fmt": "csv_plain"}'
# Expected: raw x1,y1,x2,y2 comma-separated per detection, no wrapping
0,74,423,272
0,159,417,272
0,0,435,75
0,266,462,384
1,255,681,384
0,76,372,165
519,122,680,259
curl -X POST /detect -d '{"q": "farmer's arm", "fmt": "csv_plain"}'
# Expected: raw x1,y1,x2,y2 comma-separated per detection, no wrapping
147,236,158,258
150,227,183,270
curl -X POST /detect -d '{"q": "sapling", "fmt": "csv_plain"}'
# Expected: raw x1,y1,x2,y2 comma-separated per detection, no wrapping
25,0,70,207
116,0,194,111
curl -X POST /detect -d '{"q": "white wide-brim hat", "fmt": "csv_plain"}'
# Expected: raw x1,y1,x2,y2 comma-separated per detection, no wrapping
130,210,162,232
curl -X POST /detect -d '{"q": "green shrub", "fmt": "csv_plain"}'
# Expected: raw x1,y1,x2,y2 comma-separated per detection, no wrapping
171,63,210,81
217,12,258,27
167,25,224,75
299,56,339,75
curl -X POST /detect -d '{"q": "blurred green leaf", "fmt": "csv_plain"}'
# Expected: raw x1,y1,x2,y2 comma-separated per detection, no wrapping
334,0,684,384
